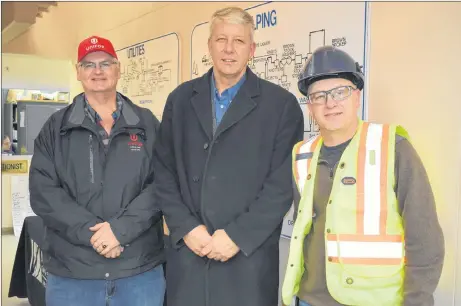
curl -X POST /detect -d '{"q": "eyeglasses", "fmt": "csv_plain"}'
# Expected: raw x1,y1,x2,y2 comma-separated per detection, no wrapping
78,60,118,71
307,85,357,105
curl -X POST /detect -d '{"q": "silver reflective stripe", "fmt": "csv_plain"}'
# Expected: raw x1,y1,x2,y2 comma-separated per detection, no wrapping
363,123,383,235
296,137,317,194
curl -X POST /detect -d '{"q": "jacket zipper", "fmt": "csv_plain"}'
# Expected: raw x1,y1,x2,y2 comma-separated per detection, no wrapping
89,134,95,184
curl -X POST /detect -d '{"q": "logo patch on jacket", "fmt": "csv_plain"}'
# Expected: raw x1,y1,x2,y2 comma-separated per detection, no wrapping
128,134,143,151
341,177,356,185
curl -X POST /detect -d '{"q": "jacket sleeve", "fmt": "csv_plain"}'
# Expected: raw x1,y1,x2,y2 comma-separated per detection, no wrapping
225,95,304,256
29,117,102,247
395,139,445,306
108,115,163,246
153,91,202,248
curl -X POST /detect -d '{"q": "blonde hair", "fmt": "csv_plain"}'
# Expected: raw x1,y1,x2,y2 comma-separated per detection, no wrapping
209,7,255,42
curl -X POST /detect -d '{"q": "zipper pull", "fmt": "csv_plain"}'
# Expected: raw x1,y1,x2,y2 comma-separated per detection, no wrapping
139,132,146,141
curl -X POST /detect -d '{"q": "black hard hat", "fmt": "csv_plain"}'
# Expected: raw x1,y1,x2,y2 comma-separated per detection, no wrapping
298,46,364,96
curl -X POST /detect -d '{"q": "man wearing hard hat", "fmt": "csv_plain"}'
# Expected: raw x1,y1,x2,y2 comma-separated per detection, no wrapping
282,46,445,306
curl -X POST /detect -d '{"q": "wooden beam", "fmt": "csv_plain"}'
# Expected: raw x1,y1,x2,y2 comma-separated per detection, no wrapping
35,2,57,9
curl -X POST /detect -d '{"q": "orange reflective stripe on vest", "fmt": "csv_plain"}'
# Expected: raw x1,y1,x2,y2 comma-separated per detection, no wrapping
294,136,320,194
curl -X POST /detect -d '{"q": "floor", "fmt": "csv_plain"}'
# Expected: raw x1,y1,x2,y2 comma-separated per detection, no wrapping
2,234,30,306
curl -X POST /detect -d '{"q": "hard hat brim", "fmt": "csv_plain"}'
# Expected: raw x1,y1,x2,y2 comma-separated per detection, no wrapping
298,71,364,96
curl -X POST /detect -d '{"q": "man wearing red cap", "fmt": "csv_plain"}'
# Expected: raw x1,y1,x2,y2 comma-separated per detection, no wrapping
29,35,166,306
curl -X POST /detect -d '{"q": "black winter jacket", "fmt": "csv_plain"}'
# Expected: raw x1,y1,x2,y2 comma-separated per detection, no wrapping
29,93,164,280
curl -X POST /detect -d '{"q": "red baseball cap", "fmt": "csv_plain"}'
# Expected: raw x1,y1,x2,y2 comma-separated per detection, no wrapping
77,35,118,62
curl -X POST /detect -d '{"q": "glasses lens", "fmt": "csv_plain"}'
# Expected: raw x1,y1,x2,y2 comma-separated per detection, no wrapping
331,86,352,101
308,92,327,104
81,62,96,69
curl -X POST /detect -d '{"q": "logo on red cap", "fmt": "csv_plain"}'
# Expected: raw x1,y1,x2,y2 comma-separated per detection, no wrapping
77,36,118,62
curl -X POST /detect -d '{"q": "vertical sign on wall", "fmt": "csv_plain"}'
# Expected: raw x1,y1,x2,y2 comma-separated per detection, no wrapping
191,2,369,239
116,33,180,120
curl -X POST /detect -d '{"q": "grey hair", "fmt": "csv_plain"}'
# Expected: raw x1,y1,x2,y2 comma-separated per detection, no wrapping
209,7,255,42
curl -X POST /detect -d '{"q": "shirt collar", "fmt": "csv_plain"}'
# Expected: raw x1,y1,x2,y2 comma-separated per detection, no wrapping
84,93,124,123
211,71,246,100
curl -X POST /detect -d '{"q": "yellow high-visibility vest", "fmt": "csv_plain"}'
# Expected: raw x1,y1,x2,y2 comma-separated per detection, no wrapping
282,121,410,306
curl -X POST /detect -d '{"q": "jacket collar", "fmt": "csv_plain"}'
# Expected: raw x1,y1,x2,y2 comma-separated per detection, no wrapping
61,92,142,132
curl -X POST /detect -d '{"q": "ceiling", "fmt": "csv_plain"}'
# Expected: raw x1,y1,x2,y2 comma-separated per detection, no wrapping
2,1,57,46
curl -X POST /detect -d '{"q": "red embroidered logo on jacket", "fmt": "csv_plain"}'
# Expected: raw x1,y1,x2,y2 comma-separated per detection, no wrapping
128,134,143,151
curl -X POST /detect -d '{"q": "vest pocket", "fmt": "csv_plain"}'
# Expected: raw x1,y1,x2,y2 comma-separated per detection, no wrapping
326,264,404,306
339,264,404,289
